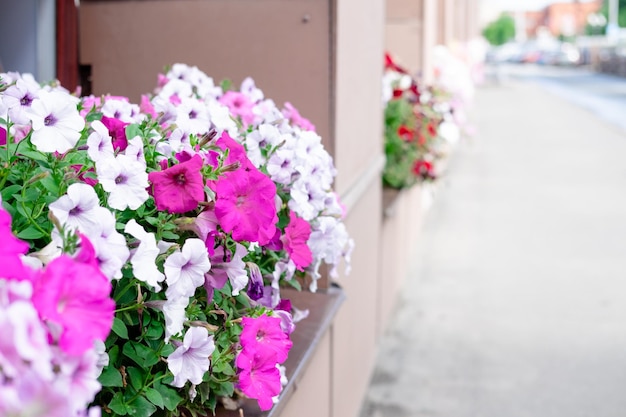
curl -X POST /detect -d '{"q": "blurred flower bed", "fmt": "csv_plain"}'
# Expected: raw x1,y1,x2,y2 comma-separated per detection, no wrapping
0,63,353,416
382,51,472,190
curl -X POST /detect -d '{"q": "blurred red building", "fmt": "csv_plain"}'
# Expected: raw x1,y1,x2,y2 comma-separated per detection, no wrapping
525,1,602,38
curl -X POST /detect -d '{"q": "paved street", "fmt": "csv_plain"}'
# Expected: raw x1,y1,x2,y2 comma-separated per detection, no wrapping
360,67,626,417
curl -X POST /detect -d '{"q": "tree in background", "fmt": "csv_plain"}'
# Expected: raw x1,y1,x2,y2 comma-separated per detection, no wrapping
482,14,516,46
585,0,626,35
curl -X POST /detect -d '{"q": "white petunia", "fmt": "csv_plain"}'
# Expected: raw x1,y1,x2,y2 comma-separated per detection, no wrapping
4,77,41,125
167,327,215,387
27,90,85,153
288,179,327,221
96,154,149,211
163,296,189,342
175,97,211,135
124,136,146,164
88,212,130,280
101,97,140,123
244,123,282,167
86,120,114,163
240,77,264,102
124,219,165,292
266,147,296,185
164,239,211,300
207,100,237,136
49,183,109,236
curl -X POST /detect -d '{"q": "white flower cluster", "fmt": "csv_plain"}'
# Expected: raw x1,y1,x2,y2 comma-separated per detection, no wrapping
158,64,354,290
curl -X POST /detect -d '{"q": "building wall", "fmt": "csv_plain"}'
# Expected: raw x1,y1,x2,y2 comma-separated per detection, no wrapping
524,1,602,38
0,0,55,80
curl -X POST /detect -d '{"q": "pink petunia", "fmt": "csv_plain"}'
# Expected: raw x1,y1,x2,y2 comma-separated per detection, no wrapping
239,314,292,363
0,207,30,281
31,255,115,356
213,167,278,246
140,95,157,119
282,211,312,271
219,91,256,126
236,348,282,411
282,102,316,132
148,154,205,214
0,126,6,145
100,116,129,151
213,131,248,168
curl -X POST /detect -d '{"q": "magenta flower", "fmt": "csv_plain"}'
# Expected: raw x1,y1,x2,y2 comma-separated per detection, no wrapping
282,211,312,271
283,102,316,132
214,167,278,245
0,126,6,145
236,348,282,411
140,94,157,119
100,116,129,151
240,314,292,363
31,255,114,356
214,131,248,167
148,154,205,213
219,91,256,126
0,207,30,281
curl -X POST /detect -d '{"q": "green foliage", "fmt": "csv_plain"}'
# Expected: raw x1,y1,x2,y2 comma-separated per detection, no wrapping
482,14,516,46
586,1,626,34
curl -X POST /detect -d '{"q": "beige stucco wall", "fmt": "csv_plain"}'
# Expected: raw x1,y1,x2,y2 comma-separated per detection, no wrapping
79,0,334,149
279,331,331,417
331,0,385,415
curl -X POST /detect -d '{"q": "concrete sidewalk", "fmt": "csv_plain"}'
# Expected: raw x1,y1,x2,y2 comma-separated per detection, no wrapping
360,79,626,417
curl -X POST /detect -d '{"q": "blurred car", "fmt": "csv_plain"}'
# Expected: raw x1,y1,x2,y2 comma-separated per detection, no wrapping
537,43,580,66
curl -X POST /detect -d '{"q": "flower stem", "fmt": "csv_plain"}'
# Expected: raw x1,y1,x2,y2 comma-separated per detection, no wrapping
114,302,143,314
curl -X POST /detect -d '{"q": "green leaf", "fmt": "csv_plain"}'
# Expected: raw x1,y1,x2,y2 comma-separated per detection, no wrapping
160,343,175,357
86,111,103,122
154,381,183,412
39,174,60,195
99,366,123,387
212,381,234,397
16,225,45,240
286,277,302,291
220,78,233,91
134,343,160,367
108,392,129,415
144,319,163,340
125,124,142,141
144,387,164,409
16,148,49,163
1,184,21,202
108,344,120,365
127,395,157,417
123,341,160,368
112,317,129,339
127,366,144,392
161,230,179,240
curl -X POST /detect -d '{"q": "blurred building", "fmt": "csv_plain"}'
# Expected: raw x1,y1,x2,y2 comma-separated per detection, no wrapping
524,1,602,38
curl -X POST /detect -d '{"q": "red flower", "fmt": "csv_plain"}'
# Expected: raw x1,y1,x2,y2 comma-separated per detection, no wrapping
397,125,414,142
412,160,436,180
148,154,205,213
427,122,438,138
384,52,407,74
